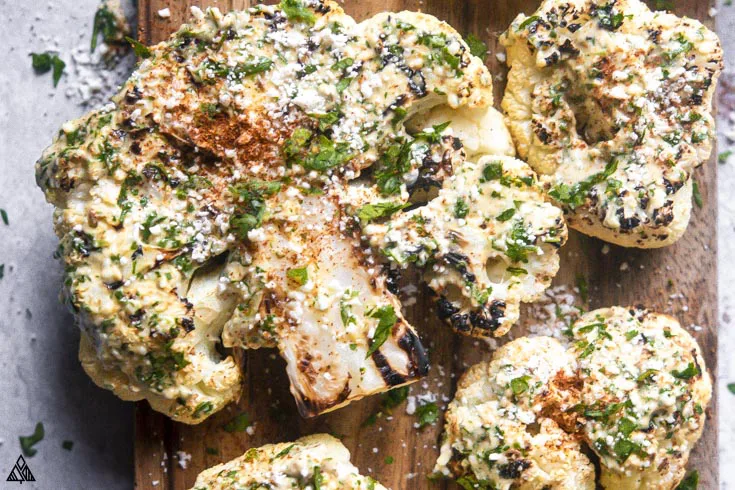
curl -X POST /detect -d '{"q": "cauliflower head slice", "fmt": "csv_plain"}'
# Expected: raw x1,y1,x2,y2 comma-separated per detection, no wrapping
36,1,497,421
501,0,722,248
569,306,711,489
365,154,567,337
434,337,595,490
192,434,385,490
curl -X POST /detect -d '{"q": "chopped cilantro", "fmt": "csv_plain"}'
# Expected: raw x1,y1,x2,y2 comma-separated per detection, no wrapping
273,444,296,459
415,401,439,428
464,33,487,61
193,401,214,418
454,198,470,219
287,267,309,286
313,466,324,489
510,375,530,395
692,180,703,209
549,159,618,210
62,440,74,451
365,306,397,358
125,37,152,59
496,208,515,222
223,413,250,433
19,422,44,457
0,209,8,225
91,5,119,52
676,470,699,490
719,150,732,164
576,274,588,303
384,456,394,464
30,52,65,87
729,383,735,395
672,362,699,380
357,202,407,223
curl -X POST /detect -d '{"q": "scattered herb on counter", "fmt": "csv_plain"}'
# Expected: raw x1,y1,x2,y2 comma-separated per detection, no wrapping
193,401,214,418
728,383,735,395
223,413,250,433
719,150,732,164
384,456,394,464
361,386,409,427
676,470,699,490
91,4,118,51
576,274,589,304
62,440,74,451
0,264,5,280
206,447,219,455
415,401,439,429
464,33,487,61
692,180,703,208
1,209,8,225
19,422,44,457
30,52,65,87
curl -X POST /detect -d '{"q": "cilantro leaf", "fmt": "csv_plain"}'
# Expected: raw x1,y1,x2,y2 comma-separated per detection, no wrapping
365,306,397,358
357,202,407,223
125,37,152,59
223,413,250,433
19,422,44,457
415,401,439,428
464,33,487,61
287,267,309,286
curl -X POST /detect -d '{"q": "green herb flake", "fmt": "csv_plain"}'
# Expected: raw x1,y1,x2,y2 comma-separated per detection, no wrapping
125,37,152,59
193,401,214,418
313,465,324,490
0,209,8,225
415,401,439,429
19,422,44,457
91,5,119,52
279,0,316,25
223,413,250,433
496,208,515,222
62,440,74,451
718,150,732,164
454,198,470,219
510,375,530,395
357,202,406,223
676,470,699,490
287,267,309,286
728,383,735,395
576,274,589,303
672,362,699,380
30,52,65,87
384,456,394,464
365,306,397,358
464,33,487,61
692,180,703,209
273,443,296,459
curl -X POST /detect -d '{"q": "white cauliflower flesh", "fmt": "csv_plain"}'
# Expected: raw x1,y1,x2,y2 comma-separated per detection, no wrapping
434,337,595,489
36,1,497,421
436,307,711,489
192,434,385,490
569,306,711,489
366,154,567,337
501,0,722,248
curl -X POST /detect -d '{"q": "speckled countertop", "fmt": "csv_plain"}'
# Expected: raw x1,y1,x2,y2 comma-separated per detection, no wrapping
0,1,732,488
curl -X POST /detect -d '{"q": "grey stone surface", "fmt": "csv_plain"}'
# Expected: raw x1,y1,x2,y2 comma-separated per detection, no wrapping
0,1,733,488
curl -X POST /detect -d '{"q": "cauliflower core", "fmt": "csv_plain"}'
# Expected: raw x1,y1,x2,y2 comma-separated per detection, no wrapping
501,0,722,248
36,1,504,421
192,434,385,490
436,307,711,489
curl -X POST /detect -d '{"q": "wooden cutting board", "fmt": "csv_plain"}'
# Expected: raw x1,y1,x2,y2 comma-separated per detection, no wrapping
135,1,719,488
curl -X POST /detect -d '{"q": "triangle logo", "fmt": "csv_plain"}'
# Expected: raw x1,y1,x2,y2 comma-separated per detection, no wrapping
6,455,35,483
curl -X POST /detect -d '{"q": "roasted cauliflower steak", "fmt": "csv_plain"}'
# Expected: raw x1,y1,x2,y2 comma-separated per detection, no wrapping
35,0,521,421
192,434,385,490
501,0,722,248
436,307,711,489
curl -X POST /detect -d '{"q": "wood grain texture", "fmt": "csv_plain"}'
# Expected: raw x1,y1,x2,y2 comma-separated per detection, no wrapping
134,1,719,488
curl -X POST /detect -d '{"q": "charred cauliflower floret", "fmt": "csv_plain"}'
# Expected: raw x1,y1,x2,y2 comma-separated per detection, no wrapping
569,306,711,489
366,153,567,337
36,1,498,421
192,434,385,490
434,337,595,489
501,0,722,248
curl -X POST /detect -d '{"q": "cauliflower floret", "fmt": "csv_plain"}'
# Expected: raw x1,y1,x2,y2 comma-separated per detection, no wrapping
569,306,711,489
192,434,386,490
366,155,567,337
501,0,722,248
435,337,595,489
